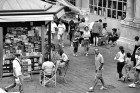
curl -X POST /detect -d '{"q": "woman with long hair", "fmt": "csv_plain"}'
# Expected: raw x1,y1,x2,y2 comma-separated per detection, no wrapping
68,20,76,46
114,46,125,81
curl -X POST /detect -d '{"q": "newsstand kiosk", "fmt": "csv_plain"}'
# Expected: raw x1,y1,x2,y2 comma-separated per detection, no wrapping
0,0,65,78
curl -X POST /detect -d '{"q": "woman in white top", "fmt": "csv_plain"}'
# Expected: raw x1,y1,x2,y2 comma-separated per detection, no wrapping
114,46,125,80
82,26,91,56
51,21,57,40
57,21,66,47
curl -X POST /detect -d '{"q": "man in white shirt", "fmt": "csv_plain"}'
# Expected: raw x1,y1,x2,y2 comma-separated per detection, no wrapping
40,57,55,84
51,21,57,40
4,54,23,93
57,20,66,47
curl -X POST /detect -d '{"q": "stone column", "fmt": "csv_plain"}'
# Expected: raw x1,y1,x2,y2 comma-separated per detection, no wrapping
0,27,3,78
133,0,140,24
125,0,134,22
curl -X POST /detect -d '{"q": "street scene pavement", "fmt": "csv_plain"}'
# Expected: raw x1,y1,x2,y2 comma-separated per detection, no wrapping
0,33,140,93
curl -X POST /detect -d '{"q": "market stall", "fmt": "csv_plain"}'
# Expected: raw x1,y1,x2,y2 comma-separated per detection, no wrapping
0,0,65,77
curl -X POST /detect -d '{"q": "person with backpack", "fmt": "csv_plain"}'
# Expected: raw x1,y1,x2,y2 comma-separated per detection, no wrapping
4,54,23,93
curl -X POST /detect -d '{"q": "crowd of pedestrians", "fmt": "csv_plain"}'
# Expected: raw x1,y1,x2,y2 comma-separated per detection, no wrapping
2,18,140,93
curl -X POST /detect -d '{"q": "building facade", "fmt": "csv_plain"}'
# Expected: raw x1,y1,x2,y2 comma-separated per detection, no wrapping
68,0,140,51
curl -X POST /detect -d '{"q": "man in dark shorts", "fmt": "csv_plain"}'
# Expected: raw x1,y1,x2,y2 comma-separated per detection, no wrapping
92,19,103,46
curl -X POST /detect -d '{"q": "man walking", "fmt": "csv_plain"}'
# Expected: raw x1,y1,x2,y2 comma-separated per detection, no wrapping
88,48,107,92
4,54,23,93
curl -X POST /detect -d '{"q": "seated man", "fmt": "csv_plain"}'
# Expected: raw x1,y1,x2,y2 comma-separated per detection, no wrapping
57,50,69,76
40,57,55,84
108,28,119,46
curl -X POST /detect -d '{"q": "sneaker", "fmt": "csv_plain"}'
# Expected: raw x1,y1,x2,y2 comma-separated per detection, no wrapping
79,44,82,47
100,86,107,90
75,54,78,56
62,45,64,48
135,80,140,84
88,87,94,92
86,53,88,56
129,83,136,88
73,54,75,56
117,78,122,81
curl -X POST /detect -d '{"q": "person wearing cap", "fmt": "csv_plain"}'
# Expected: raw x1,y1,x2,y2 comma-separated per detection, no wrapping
88,48,107,92
129,48,140,88
4,54,23,93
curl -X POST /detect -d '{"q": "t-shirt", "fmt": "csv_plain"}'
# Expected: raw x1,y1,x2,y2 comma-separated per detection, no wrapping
83,31,90,40
58,24,66,35
116,52,125,62
95,53,104,71
62,53,68,62
125,57,132,66
13,57,22,77
42,61,55,74
89,22,94,31
92,22,103,34
136,56,140,69
51,22,57,33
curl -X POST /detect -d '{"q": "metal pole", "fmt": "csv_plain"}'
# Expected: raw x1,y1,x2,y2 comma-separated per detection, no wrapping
48,21,51,61
0,27,3,78
41,25,45,62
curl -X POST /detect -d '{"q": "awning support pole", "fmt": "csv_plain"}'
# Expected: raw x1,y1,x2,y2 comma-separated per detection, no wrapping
41,25,45,62
48,21,51,61
0,27,3,78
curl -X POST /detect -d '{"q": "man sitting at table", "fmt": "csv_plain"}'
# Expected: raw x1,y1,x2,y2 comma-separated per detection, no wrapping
57,50,69,76
40,57,55,84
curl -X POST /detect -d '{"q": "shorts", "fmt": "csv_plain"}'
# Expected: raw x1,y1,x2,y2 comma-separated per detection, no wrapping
57,34,63,40
93,33,99,37
83,39,90,47
136,68,140,72
95,70,103,79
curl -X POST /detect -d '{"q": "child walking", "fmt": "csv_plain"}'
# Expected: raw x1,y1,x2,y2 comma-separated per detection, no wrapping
124,52,132,82
73,27,81,56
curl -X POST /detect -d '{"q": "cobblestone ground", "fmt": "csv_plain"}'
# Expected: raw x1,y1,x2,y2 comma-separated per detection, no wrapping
0,33,140,93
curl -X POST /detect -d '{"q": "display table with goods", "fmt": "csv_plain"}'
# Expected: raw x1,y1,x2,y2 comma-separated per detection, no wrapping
3,27,42,76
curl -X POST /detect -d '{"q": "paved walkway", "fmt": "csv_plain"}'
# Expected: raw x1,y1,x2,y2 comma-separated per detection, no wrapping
0,33,140,93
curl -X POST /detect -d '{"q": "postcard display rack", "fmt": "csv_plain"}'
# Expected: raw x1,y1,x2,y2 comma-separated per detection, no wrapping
3,27,41,73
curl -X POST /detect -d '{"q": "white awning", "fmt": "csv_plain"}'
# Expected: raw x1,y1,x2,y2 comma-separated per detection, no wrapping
56,9,65,18
57,0,81,13
0,14,54,22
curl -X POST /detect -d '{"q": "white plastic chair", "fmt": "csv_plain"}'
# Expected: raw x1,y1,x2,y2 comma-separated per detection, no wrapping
41,64,58,87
